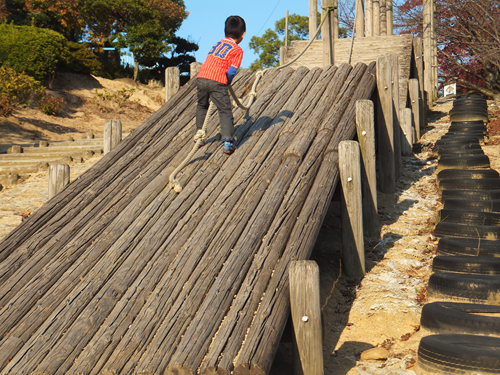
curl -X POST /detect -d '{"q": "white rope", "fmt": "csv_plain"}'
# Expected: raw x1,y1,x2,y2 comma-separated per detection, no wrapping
169,7,335,192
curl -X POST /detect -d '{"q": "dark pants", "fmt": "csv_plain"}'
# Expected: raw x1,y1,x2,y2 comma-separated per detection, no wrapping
196,78,235,140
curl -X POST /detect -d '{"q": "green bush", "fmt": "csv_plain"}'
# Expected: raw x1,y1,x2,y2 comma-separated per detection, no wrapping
66,42,103,76
0,23,69,81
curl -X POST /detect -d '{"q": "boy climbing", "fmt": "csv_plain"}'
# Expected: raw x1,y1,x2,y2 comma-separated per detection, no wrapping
196,16,246,155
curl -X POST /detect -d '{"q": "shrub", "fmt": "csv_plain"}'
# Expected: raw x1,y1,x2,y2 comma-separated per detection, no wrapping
66,42,103,76
0,67,44,107
39,94,64,115
0,23,69,81
0,93,14,117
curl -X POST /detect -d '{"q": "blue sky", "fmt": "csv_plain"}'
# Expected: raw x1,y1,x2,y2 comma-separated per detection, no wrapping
177,0,315,69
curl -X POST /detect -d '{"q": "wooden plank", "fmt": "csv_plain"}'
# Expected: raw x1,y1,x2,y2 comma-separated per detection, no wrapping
376,54,395,193
339,141,365,277
355,100,378,236
289,261,323,375
409,78,421,141
412,37,426,130
391,54,402,179
401,108,413,156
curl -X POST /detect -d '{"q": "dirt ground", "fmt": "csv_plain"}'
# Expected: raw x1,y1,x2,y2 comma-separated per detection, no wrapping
1,75,500,375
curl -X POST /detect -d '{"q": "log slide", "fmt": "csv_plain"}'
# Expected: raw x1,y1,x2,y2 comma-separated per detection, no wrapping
0,61,376,375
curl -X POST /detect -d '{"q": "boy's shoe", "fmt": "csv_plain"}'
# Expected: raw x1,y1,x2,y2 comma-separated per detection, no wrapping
221,138,235,154
193,139,205,146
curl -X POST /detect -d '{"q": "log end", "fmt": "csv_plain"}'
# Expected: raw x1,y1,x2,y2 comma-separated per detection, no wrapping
164,363,195,375
199,365,231,375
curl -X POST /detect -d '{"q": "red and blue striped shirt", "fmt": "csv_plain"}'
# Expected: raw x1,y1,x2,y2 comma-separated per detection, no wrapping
197,37,243,85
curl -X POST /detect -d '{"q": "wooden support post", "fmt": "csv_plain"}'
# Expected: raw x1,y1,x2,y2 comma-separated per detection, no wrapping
387,0,393,35
285,10,289,47
104,119,123,155
355,0,365,37
340,141,365,278
401,108,413,156
280,47,288,66
39,141,48,147
376,54,395,193
190,62,202,79
322,0,335,67
380,0,387,35
333,0,339,39
165,66,180,102
373,0,380,36
309,1,317,40
409,78,421,141
391,54,401,179
7,173,18,186
281,11,290,66
365,0,373,36
48,163,70,199
356,100,378,236
413,37,426,129
423,0,433,108
289,260,323,375
7,145,22,154
432,0,438,101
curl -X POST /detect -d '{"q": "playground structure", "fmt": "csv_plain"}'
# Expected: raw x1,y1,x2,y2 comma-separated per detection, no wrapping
0,1,441,375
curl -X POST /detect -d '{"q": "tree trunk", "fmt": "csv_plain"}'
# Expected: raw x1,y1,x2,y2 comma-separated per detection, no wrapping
134,59,140,81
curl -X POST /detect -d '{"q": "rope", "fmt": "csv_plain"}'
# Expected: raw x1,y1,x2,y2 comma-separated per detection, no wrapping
169,7,335,193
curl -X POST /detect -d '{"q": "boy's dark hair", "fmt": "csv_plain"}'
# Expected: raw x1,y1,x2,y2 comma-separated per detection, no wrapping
225,16,246,39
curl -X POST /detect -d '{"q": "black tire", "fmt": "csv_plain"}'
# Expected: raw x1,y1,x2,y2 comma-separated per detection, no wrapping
448,126,487,134
421,302,500,336
434,222,500,240
436,138,480,146
438,154,490,170
433,143,483,151
445,131,487,138
450,113,489,122
444,198,500,213
441,189,500,202
439,178,500,191
432,255,500,275
438,169,499,181
427,272,500,304
450,108,488,116
438,209,500,226
437,237,500,257
451,120,486,127
417,334,500,374
439,135,485,145
437,149,485,157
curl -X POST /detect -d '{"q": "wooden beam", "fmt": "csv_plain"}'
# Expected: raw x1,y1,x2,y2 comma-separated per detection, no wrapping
376,54,395,193
289,261,323,375
309,1,317,40
339,140,365,277
355,100,378,236
322,0,335,66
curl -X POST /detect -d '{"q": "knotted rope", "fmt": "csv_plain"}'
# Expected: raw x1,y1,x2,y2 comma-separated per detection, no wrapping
169,6,335,192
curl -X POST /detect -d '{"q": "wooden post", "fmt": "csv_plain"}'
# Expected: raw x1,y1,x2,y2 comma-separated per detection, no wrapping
285,10,289,47
413,37,426,130
104,119,122,155
309,1,317,40
365,0,373,37
333,0,339,39
391,54,401,179
409,78,421,141
48,163,70,199
380,0,387,35
7,173,18,186
190,62,202,79
322,0,335,67
355,0,365,37
373,0,380,36
356,100,378,236
387,0,393,35
432,0,438,101
376,54,395,193
165,66,180,102
339,141,365,278
289,261,323,375
280,47,288,66
281,11,290,66
423,0,433,108
39,141,48,147
401,108,413,156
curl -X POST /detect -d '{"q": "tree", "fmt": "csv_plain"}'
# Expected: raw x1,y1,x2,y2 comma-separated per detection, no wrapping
397,0,500,99
0,0,8,22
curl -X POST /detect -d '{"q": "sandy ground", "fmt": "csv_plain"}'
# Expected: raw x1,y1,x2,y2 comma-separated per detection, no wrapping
1,75,500,375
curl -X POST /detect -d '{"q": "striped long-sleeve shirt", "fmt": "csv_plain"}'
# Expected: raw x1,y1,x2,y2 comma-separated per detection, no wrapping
197,37,243,85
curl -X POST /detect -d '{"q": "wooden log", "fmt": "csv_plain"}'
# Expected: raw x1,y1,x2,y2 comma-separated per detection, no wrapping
409,78,421,141
285,10,289,47
289,261,323,375
322,0,335,66
167,66,359,375
355,0,364,37
280,46,288,66
355,100,378,236
39,141,48,147
339,141,365,277
401,108,413,156
309,0,317,40
372,0,380,36
233,62,377,375
6,173,19,186
365,0,373,36
190,62,202,79
431,0,438,101
103,119,122,155
391,54,401,179
423,0,433,108
380,0,387,35
386,0,393,35
7,145,22,154
376,54,395,193
166,66,180,102
48,163,70,199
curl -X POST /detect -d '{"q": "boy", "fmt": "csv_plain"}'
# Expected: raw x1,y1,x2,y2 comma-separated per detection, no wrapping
196,15,246,155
